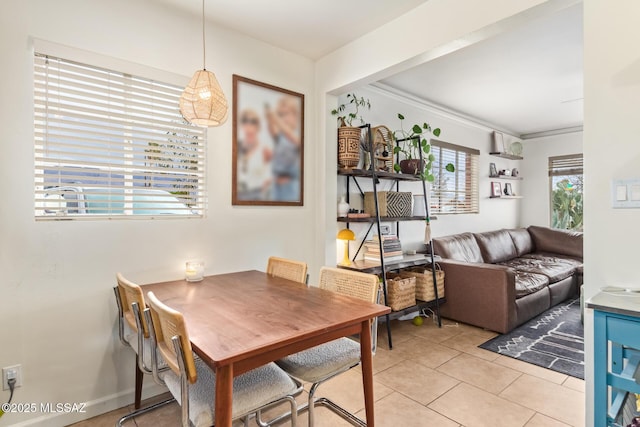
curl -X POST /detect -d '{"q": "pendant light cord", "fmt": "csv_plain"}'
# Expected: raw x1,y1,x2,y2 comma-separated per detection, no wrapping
202,0,206,70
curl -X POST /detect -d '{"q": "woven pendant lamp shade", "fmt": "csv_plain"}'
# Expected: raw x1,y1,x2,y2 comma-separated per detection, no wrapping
180,69,228,127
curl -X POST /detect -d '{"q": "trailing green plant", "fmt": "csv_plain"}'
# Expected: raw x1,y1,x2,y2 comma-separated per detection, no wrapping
551,179,583,231
331,93,371,127
392,113,454,182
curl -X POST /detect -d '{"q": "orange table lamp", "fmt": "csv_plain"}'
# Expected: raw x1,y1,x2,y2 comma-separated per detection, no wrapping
337,228,356,266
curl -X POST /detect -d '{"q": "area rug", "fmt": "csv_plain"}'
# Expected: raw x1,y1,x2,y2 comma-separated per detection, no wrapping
479,298,584,379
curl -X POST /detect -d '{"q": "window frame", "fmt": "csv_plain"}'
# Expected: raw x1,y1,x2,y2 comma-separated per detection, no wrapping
429,139,480,215
33,42,206,221
548,153,584,230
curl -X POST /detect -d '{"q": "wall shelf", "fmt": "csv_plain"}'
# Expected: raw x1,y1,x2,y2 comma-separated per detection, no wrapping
489,152,523,160
490,195,523,199
489,175,523,181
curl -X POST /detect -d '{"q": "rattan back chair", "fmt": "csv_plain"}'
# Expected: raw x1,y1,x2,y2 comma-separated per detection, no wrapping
113,274,174,425
116,273,149,337
267,256,308,284
318,267,378,303
270,267,380,427
146,292,299,427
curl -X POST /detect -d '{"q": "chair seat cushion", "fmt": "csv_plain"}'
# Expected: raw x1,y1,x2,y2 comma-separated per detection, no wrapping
513,271,549,298
275,337,360,383
161,359,297,427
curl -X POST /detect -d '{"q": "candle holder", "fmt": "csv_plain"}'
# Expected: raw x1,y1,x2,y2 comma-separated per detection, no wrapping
185,261,204,282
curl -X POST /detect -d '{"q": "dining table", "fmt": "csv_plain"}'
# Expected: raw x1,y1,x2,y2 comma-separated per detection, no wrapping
141,269,390,427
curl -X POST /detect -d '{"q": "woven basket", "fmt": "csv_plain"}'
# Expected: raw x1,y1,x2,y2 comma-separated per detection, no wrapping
399,266,445,302
364,191,412,217
385,274,416,311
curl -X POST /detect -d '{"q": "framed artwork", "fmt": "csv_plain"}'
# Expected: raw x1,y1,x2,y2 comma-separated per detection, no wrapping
491,182,502,198
504,183,513,196
492,131,506,153
489,162,498,177
232,75,304,206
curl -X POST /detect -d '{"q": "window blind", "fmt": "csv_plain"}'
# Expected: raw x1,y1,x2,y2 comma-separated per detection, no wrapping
34,53,206,219
430,140,479,214
549,154,583,176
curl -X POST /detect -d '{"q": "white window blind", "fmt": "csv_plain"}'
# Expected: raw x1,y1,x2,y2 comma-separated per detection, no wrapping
430,140,479,214
34,53,206,219
549,154,583,176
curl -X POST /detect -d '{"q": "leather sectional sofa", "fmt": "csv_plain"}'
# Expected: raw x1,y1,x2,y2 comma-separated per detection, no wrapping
432,226,583,333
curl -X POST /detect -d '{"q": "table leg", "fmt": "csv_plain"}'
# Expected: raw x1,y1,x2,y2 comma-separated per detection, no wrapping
215,364,233,427
593,311,607,427
360,319,375,427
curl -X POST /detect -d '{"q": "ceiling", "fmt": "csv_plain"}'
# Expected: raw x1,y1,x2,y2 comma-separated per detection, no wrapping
156,0,582,137
379,4,584,137
155,0,429,60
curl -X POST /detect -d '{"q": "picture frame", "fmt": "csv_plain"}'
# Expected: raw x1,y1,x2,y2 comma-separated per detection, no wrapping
232,75,304,206
492,131,506,153
491,182,502,198
504,183,513,196
489,162,498,177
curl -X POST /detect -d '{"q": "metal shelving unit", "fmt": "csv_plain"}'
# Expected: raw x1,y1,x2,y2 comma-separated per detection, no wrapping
338,124,443,349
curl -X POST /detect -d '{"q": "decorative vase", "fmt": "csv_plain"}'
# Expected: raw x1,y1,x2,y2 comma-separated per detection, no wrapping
413,195,426,217
337,196,349,217
399,159,424,175
361,151,371,170
337,126,361,169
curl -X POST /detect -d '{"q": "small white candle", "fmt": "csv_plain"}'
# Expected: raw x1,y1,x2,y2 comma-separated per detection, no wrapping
185,261,204,282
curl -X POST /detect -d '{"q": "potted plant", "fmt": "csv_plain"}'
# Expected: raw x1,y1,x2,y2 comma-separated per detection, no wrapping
392,113,454,181
331,93,371,169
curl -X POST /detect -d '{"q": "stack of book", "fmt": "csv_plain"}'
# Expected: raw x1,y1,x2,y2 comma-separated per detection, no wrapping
363,234,403,262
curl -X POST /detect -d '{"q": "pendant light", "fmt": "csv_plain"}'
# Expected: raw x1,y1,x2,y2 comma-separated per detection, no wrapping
179,0,228,127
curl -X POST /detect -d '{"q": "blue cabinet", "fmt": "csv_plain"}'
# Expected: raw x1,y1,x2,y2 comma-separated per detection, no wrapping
588,292,640,426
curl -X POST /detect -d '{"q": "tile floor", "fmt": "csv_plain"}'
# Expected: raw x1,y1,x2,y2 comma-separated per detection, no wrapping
69,318,585,427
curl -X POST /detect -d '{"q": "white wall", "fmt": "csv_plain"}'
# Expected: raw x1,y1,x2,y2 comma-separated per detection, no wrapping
335,85,522,259
0,0,315,425
315,0,582,269
583,2,640,425
519,131,583,227
0,0,595,424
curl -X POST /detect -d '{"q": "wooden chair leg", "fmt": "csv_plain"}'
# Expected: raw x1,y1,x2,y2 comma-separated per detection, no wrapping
135,357,143,409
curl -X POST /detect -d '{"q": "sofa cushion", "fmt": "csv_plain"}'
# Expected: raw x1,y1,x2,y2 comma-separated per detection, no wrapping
527,252,583,265
514,271,549,298
528,226,583,260
432,232,484,263
507,228,535,256
500,255,579,283
473,230,518,264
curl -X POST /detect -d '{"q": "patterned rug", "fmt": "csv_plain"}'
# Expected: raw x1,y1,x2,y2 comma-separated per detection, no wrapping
479,298,584,379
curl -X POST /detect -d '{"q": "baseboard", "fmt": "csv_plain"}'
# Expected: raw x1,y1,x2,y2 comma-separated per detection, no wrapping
6,383,167,427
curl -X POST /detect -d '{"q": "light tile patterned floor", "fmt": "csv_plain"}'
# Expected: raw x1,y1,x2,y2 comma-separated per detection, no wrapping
69,318,585,427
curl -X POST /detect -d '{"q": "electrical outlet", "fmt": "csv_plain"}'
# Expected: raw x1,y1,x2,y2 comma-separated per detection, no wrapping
2,365,22,390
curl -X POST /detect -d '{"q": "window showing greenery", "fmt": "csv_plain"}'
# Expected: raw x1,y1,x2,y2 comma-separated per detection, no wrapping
430,140,479,214
549,154,583,231
34,53,206,219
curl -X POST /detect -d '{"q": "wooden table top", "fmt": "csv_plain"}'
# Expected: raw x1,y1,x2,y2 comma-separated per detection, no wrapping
142,270,390,368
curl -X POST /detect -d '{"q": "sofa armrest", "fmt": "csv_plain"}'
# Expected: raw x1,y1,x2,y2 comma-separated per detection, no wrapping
439,259,517,333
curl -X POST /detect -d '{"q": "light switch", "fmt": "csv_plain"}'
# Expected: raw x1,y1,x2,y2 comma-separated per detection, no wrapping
617,185,628,201
613,179,640,208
